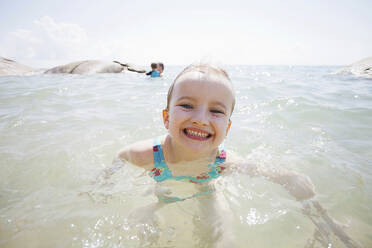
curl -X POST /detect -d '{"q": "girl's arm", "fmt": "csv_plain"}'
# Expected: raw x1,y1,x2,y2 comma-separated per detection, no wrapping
236,162,315,201
116,139,154,168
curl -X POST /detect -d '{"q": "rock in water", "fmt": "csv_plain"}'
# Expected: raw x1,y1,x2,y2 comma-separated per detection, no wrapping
44,61,85,74
0,57,34,76
337,57,372,79
44,60,124,74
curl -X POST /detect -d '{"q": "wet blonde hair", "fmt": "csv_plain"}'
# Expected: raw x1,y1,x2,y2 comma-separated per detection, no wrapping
166,64,235,115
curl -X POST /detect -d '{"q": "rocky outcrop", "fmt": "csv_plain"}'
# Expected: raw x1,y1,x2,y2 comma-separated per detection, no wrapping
337,57,372,79
44,60,146,74
44,60,124,74
0,57,34,76
0,58,147,76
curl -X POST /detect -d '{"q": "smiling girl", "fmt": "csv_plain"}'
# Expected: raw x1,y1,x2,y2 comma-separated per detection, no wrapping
111,63,315,246
116,64,313,201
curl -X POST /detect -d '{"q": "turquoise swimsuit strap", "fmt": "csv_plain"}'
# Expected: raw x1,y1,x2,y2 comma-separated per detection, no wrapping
151,136,173,181
153,136,166,164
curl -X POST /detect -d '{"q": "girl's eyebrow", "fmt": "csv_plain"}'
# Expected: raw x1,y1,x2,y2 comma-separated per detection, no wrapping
176,96,195,102
211,101,227,110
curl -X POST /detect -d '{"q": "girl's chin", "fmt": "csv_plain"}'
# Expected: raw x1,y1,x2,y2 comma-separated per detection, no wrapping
169,132,219,153
179,136,217,153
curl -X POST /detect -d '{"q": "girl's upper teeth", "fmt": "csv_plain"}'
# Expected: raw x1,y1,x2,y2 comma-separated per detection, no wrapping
188,129,208,137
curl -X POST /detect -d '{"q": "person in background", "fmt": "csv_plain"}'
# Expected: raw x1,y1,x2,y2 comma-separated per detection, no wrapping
146,62,160,78
158,62,164,76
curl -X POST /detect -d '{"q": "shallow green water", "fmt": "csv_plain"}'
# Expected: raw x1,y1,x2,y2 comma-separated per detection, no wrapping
0,66,371,247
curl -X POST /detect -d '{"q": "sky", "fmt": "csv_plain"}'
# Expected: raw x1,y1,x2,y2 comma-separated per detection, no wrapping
0,0,371,68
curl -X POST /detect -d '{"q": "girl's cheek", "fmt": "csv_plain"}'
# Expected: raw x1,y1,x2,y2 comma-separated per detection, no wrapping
171,110,187,123
212,115,229,123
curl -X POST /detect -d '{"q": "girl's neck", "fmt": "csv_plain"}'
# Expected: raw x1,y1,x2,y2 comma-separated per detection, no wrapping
163,135,217,164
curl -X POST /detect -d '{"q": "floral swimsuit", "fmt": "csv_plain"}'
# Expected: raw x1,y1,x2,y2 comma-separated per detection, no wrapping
149,136,226,203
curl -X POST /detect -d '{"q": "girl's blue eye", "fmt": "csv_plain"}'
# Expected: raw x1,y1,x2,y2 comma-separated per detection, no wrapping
211,109,225,114
180,104,193,109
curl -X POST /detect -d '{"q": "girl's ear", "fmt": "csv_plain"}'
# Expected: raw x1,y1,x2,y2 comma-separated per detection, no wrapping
163,109,169,129
226,119,232,135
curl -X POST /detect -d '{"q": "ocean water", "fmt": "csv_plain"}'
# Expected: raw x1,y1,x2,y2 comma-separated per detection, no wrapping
0,66,371,247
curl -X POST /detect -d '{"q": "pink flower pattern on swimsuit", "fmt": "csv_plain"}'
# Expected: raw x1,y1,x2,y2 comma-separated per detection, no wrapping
196,173,210,180
151,167,163,177
217,150,226,159
216,166,226,174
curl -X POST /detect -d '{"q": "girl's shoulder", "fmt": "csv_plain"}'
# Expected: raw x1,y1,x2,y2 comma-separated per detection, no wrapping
223,150,239,163
222,150,244,170
116,139,154,170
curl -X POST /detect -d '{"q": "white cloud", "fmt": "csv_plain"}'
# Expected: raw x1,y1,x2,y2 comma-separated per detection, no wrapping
33,16,87,44
12,29,42,44
0,16,131,68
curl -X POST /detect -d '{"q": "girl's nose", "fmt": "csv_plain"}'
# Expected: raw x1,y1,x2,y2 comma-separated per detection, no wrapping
192,109,209,126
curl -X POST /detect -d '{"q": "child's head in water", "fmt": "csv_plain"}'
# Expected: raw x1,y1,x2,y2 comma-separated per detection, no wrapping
151,63,158,71
158,63,164,73
162,64,235,156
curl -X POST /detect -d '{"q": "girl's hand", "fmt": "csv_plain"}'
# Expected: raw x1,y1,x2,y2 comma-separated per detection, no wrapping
281,172,315,201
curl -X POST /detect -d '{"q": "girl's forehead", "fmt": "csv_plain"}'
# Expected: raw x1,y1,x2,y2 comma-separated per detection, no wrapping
172,72,235,106
175,71,233,91
178,70,225,81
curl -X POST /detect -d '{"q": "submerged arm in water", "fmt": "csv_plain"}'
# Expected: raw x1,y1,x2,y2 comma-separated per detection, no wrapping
235,162,315,201
90,157,127,186
78,158,127,201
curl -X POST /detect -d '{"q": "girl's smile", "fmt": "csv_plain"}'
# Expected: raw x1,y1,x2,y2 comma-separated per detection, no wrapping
183,127,212,141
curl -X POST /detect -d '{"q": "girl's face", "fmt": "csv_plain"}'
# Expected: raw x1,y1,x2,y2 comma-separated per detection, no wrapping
163,71,234,155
